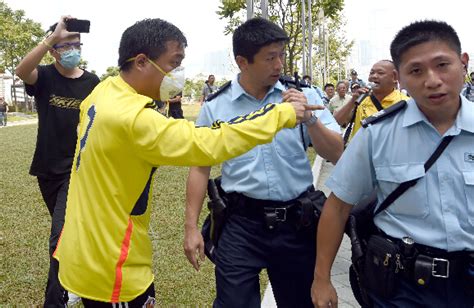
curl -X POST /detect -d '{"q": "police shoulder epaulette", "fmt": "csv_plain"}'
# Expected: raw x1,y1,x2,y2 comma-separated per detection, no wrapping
361,100,407,128
205,81,232,102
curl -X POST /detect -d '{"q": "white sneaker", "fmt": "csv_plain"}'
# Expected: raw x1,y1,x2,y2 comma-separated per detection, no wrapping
67,292,81,306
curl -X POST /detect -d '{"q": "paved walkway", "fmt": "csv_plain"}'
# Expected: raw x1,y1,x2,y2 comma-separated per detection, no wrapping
261,156,358,307
0,113,37,128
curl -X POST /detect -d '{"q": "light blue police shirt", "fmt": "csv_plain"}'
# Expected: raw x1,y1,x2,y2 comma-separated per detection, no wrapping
312,85,325,100
197,75,340,201
326,96,474,251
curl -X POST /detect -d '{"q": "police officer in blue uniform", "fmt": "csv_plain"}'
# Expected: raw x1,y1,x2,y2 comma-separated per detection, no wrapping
183,18,343,308
312,20,474,307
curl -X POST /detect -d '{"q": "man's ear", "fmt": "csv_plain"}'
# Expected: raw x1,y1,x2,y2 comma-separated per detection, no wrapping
235,55,248,71
49,49,60,61
392,69,399,83
133,53,149,71
461,52,469,73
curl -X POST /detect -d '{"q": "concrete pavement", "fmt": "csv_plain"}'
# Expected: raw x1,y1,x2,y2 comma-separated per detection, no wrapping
0,112,37,128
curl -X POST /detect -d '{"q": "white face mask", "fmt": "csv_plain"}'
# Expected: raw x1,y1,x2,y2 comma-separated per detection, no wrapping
147,59,185,101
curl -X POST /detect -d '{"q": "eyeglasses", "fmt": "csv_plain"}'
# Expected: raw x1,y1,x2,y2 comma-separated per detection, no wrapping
53,42,83,51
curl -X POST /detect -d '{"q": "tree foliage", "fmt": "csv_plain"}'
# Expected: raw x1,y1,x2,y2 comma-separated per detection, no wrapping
100,66,120,81
217,0,349,81
313,13,353,85
183,75,206,101
0,1,45,80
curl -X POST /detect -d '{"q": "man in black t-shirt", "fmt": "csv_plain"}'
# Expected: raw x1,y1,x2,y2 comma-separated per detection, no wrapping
15,16,99,307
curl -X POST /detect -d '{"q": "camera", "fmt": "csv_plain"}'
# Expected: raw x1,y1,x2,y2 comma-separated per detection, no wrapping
48,19,90,33
66,19,90,33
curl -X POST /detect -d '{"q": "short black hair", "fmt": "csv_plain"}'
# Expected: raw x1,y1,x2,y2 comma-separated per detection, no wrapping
390,20,461,69
336,81,346,88
324,83,334,90
118,18,187,71
302,75,311,80
233,17,289,63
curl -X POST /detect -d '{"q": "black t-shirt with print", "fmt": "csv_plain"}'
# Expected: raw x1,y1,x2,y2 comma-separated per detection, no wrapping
25,64,100,179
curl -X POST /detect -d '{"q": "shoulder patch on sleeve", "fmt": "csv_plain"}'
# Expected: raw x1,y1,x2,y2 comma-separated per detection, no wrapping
144,101,157,109
278,76,310,90
209,103,277,129
205,81,232,102
361,100,407,128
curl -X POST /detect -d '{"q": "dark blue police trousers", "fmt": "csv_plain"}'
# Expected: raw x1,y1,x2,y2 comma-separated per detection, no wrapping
370,275,474,307
213,213,316,308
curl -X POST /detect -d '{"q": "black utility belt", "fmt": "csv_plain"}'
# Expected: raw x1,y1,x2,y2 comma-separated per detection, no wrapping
383,235,471,281
229,194,299,222
227,187,325,230
362,233,474,300
409,252,462,282
403,243,471,283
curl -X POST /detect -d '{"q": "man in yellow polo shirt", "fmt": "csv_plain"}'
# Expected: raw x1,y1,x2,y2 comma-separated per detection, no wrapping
53,18,318,306
335,60,408,142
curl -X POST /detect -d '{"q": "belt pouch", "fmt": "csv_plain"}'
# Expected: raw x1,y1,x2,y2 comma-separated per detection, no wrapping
298,196,315,228
464,253,474,295
413,254,433,287
362,234,401,299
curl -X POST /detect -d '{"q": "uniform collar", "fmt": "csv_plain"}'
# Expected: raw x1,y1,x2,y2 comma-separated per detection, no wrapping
231,74,285,101
403,96,474,134
402,98,426,127
457,95,474,133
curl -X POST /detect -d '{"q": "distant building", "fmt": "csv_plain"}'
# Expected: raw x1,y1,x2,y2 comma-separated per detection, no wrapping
0,73,8,98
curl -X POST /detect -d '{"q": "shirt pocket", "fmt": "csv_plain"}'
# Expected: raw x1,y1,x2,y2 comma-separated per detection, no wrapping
375,164,429,218
274,127,305,157
462,171,474,224
227,146,257,164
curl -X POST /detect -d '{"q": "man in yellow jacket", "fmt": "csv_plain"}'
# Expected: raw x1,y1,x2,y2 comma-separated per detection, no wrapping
334,60,409,142
53,18,317,306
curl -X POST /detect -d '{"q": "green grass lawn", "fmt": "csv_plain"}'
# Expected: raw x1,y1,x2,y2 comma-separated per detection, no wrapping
0,107,316,306
182,103,201,122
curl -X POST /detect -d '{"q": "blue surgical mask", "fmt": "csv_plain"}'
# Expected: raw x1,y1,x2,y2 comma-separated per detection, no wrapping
59,49,81,69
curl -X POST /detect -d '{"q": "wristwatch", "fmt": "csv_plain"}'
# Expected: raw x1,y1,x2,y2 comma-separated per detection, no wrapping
303,112,318,127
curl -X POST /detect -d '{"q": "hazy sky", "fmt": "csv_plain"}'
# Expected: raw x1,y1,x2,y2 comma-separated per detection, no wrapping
4,0,474,78
344,0,473,65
